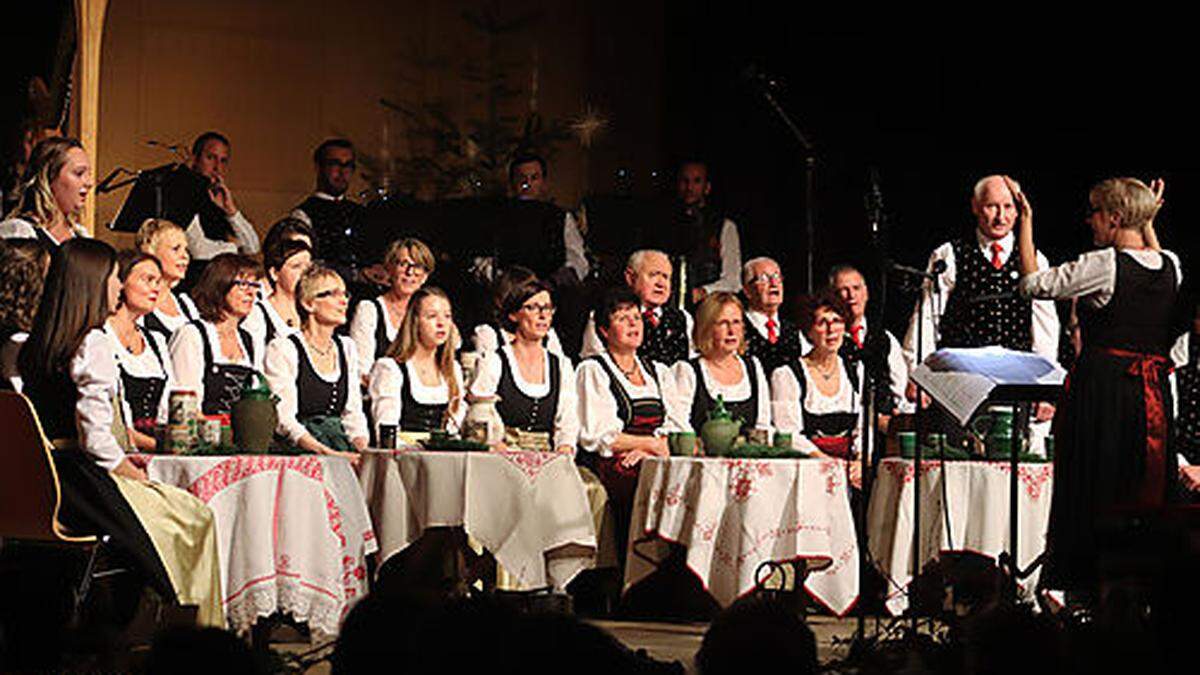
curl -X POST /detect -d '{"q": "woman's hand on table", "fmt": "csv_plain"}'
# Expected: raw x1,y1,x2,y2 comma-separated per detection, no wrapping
488,440,510,453
554,444,575,456
113,457,149,482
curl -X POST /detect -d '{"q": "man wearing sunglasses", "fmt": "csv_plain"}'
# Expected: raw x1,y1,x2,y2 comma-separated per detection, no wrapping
290,138,366,285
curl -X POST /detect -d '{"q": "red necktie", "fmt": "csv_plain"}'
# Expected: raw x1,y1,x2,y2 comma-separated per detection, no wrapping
990,242,1004,270
766,317,778,344
643,309,659,328
850,324,864,349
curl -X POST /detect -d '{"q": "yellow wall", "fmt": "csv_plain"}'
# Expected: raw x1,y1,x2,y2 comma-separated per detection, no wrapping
94,0,659,248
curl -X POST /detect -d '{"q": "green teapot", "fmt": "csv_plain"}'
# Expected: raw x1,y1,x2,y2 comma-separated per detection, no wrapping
700,395,742,457
232,373,279,454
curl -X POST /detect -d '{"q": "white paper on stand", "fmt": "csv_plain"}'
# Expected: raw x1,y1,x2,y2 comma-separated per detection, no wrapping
910,347,1067,426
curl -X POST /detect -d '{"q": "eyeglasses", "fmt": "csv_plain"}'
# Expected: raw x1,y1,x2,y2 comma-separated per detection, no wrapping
322,159,356,170
395,261,430,275
232,279,262,291
315,288,349,300
521,303,556,315
750,272,782,284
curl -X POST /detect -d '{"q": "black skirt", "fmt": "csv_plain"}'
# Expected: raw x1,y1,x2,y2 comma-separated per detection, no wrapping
1042,349,1175,592
51,449,178,602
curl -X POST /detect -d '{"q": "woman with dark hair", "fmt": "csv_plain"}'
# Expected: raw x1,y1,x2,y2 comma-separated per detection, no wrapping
264,265,367,462
1014,177,1182,597
0,136,92,246
18,238,222,626
243,238,310,346
770,289,864,467
350,237,434,380
468,277,578,453
576,286,678,563
0,237,51,389
261,216,315,260
470,265,566,358
367,286,465,435
136,218,199,338
169,253,264,416
108,251,176,450
671,291,771,438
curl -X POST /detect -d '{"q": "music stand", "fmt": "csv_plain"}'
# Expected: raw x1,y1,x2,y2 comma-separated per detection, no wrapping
106,163,208,233
911,348,1065,600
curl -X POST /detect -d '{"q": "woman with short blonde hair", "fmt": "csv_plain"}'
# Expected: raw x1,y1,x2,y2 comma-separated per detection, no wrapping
136,218,199,337
672,292,770,440
349,237,435,381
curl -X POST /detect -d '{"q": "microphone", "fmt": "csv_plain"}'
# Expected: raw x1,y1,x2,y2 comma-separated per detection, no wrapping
892,259,946,280
865,168,885,236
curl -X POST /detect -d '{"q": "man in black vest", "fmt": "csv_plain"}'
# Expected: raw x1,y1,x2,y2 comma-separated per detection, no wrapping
830,264,909,416
902,175,1060,442
290,138,366,285
183,131,260,282
741,256,809,377
580,249,694,366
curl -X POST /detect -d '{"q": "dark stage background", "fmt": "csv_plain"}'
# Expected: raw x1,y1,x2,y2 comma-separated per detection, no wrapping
663,10,1198,339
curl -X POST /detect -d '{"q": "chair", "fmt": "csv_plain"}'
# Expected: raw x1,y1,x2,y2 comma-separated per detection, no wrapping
0,390,121,624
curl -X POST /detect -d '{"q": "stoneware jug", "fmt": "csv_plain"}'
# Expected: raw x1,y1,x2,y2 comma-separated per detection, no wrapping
232,374,278,454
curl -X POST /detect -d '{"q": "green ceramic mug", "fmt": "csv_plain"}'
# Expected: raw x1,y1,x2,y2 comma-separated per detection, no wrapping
898,431,917,458
773,431,793,449
669,431,697,456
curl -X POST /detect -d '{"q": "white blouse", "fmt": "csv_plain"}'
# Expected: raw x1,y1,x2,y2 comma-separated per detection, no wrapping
468,345,579,449
141,291,199,338
264,334,368,445
367,357,466,436
471,323,567,360
0,217,90,244
579,306,697,362
106,322,175,425
168,319,265,407
349,297,402,377
1019,247,1183,309
242,295,299,348
670,355,772,433
770,358,863,457
575,352,681,457
72,329,135,471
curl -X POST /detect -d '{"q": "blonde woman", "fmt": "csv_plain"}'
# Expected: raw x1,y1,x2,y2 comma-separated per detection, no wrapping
349,238,434,380
367,287,465,435
264,265,366,463
670,292,771,438
0,137,92,245
136,218,199,338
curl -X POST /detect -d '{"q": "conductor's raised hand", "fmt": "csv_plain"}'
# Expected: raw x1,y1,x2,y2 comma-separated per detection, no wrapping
1003,175,1031,225
1149,177,1165,207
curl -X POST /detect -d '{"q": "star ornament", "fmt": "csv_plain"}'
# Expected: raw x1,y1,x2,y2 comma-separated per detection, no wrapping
570,106,609,149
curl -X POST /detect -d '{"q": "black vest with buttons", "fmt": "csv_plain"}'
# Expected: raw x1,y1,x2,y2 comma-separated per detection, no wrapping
290,335,348,419
586,355,666,436
195,321,258,416
296,195,366,270
745,315,803,377
938,237,1032,352
641,306,689,367
1175,336,1200,465
118,327,169,429
495,348,561,433
142,291,196,339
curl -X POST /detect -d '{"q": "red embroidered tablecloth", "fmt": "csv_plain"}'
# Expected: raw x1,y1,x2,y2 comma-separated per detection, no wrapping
144,455,376,638
625,457,860,615
357,448,596,590
867,457,1053,615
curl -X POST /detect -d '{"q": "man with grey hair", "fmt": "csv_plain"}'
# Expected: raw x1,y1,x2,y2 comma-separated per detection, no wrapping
580,249,695,365
902,174,1059,446
830,264,911,415
741,256,810,375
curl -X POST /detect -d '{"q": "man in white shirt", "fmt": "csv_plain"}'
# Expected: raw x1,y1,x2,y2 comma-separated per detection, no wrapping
741,256,809,376
580,249,694,366
830,264,911,415
902,174,1059,437
184,131,260,276
674,160,742,305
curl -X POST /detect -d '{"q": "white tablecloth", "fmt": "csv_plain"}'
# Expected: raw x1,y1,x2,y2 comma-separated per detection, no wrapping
145,455,376,638
358,449,596,590
867,457,1053,615
625,457,860,615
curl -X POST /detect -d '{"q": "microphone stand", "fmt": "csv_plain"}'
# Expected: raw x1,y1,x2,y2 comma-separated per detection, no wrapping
748,76,817,292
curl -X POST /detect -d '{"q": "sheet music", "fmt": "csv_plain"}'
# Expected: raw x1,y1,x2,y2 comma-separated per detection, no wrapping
911,347,1066,425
